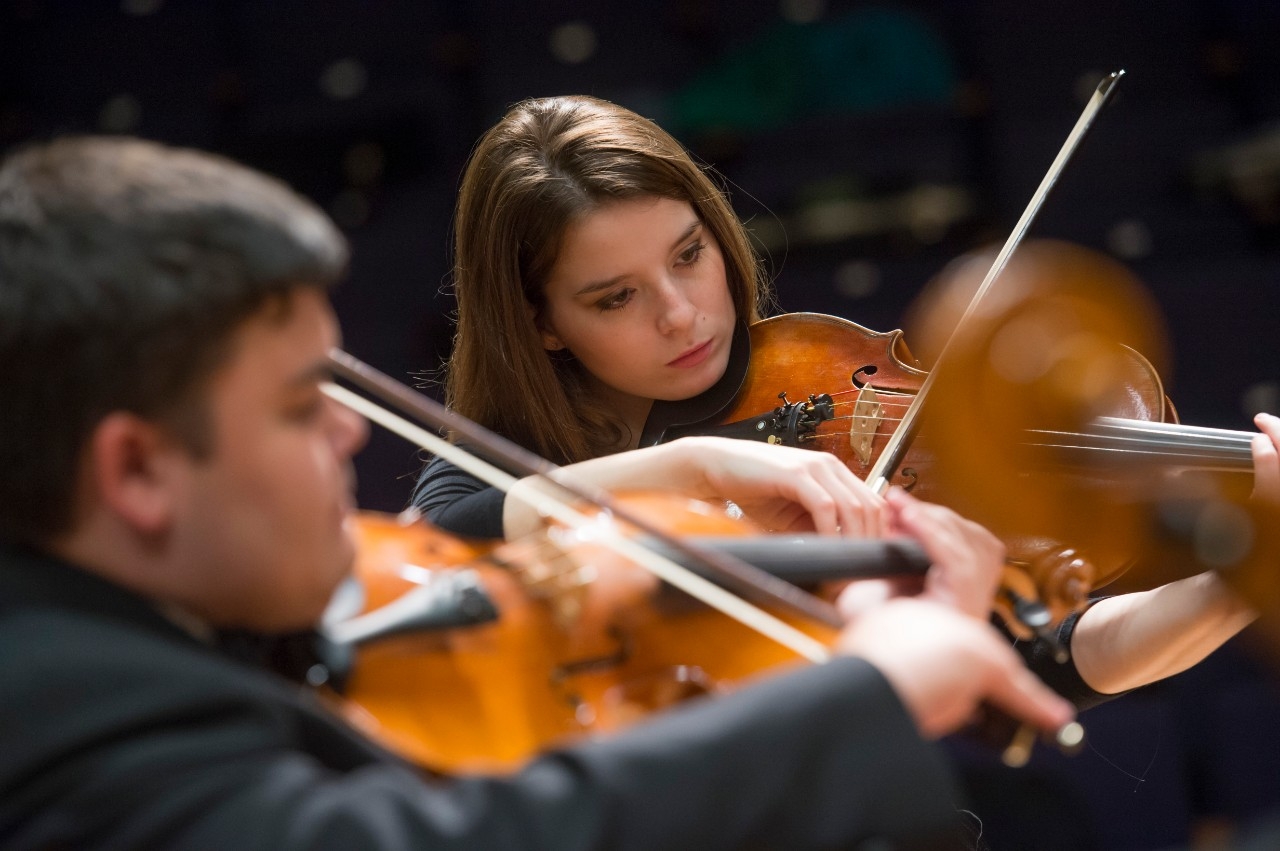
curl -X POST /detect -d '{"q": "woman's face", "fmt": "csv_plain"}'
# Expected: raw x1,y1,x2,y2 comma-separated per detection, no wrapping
538,196,737,409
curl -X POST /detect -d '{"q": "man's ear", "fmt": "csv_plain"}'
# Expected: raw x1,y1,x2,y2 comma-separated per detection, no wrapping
88,412,185,536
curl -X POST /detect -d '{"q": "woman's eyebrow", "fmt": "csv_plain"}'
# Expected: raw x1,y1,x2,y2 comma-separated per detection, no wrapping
572,221,702,298
574,274,628,298
669,220,701,251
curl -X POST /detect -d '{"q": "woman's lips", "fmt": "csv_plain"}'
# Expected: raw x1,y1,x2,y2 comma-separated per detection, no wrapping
667,339,714,368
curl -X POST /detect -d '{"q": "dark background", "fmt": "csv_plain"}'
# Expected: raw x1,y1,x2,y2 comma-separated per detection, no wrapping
6,2,1280,848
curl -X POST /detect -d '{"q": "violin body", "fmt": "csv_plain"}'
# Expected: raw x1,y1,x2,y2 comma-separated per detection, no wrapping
731,313,936,495
338,506,835,773
646,314,929,490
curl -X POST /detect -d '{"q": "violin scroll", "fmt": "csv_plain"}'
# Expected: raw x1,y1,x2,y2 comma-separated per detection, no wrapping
993,543,1095,656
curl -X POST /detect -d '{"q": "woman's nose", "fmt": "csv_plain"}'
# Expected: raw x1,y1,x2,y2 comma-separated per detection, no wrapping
654,279,697,335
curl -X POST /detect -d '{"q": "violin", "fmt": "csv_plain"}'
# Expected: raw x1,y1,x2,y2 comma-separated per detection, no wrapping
633,73,1137,641
334,500,842,773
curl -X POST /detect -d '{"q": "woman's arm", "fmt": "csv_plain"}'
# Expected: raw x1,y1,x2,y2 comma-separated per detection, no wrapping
1066,412,1280,695
1067,571,1255,694
411,453,506,539
503,436,889,540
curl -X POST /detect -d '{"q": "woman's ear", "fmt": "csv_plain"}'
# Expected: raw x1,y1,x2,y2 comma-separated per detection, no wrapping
540,326,567,352
529,303,567,352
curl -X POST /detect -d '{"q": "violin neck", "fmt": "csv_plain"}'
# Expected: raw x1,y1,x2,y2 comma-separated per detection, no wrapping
638,535,930,587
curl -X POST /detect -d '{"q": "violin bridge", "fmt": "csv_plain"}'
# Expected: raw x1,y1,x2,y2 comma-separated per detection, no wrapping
508,532,595,629
849,386,883,465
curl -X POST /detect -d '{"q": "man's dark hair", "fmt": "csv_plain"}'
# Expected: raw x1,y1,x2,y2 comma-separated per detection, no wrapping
0,136,349,546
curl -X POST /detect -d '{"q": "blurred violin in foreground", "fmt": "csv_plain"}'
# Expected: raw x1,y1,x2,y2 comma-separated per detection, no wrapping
311,354,946,772
909,240,1279,621
328,501,847,772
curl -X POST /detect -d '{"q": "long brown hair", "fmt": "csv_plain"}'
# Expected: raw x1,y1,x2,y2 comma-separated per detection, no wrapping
446,95,770,463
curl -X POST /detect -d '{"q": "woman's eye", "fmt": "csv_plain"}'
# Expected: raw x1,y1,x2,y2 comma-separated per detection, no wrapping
596,288,635,311
678,241,706,265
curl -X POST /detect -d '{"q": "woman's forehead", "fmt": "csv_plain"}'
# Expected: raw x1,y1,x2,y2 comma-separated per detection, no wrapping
549,198,701,286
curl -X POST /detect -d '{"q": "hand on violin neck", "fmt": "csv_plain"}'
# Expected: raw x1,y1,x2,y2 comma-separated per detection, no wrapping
836,488,1004,621
836,597,1075,740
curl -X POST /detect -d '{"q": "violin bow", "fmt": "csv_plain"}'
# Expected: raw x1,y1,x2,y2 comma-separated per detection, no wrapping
866,70,1125,494
323,350,840,664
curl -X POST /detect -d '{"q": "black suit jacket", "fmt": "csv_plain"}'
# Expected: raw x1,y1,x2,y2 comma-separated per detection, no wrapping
0,545,965,850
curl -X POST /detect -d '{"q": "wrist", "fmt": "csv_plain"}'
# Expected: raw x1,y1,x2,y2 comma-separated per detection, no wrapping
663,437,718,498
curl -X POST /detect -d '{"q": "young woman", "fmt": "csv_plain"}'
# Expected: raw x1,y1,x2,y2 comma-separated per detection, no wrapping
415,94,1267,700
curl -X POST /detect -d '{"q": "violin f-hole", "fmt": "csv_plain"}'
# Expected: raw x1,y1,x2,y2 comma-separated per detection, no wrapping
851,365,878,389
551,626,632,681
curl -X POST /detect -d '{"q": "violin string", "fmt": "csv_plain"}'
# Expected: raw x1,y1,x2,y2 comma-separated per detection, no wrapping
821,414,910,425
772,389,1255,462
822,387,918,401
323,382,833,664
820,399,1257,458
799,422,1255,466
